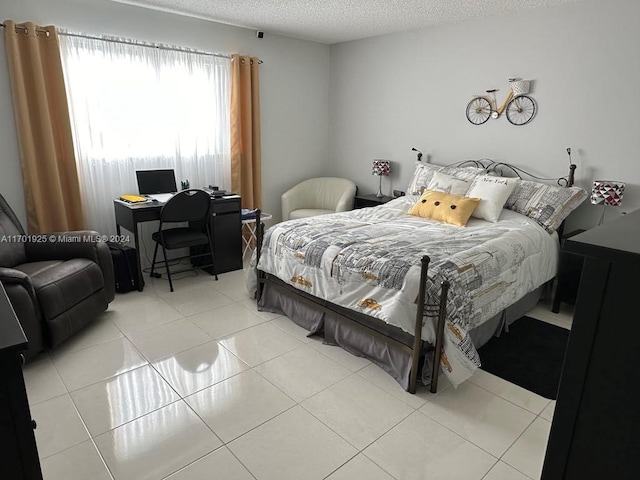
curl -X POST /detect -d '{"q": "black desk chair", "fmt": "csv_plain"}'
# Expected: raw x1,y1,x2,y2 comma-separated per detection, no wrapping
150,189,218,292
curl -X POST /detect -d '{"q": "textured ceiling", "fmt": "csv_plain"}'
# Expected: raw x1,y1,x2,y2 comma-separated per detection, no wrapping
110,0,578,44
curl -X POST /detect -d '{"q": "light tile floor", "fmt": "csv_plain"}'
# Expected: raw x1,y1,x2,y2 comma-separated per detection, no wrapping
23,268,573,480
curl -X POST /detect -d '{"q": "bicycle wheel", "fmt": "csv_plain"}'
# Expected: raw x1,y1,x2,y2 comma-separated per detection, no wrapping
465,97,491,125
506,95,536,125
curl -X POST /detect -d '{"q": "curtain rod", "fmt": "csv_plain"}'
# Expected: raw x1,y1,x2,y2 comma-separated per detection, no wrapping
1,23,262,63
60,30,233,60
0,22,50,36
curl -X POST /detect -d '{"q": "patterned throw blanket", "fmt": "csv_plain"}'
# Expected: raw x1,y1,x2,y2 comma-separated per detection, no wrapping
258,197,558,386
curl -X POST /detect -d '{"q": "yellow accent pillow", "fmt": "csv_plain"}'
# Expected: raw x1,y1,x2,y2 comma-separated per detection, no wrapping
408,190,481,227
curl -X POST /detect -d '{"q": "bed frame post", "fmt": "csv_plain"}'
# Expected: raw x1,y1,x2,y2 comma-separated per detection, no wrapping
568,163,576,187
409,255,430,394
254,209,264,306
430,280,450,393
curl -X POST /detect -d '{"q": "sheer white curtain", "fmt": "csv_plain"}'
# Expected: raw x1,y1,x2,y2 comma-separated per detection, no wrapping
59,33,231,235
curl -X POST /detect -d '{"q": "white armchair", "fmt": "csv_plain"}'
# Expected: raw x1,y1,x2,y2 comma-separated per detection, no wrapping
281,177,357,221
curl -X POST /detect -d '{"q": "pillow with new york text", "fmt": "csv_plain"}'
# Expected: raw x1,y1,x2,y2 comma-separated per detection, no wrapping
408,190,481,227
465,175,519,222
505,181,588,233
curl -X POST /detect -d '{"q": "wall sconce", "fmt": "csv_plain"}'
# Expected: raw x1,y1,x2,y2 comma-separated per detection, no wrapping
372,160,391,198
590,180,625,225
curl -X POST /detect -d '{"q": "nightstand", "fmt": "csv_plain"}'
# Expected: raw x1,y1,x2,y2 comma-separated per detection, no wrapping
354,194,393,209
551,229,586,313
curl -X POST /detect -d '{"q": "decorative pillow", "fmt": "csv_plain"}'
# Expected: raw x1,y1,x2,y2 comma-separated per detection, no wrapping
465,175,519,222
408,190,481,227
406,162,485,195
504,181,588,233
427,171,471,196
407,163,441,195
440,165,486,182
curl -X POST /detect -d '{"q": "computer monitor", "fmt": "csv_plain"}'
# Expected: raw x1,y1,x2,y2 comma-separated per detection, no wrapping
136,169,177,195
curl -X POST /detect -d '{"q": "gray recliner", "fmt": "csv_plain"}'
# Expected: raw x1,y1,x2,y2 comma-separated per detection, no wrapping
0,194,114,361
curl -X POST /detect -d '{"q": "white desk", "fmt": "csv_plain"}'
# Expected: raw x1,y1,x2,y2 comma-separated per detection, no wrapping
242,212,272,259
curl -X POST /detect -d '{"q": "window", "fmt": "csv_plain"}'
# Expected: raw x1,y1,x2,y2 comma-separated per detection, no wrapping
59,33,231,234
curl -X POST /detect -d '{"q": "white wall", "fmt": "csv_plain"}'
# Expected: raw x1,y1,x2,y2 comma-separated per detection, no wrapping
4,0,639,232
0,0,330,227
328,0,640,230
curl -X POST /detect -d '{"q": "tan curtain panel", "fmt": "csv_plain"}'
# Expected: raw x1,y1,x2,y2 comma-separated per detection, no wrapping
3,20,84,233
230,54,262,209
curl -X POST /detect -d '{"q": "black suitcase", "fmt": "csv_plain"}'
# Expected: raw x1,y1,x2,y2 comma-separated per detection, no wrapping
107,242,141,292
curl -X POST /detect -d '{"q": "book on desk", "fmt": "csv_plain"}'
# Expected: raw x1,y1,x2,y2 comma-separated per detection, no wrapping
117,191,240,206
119,194,149,204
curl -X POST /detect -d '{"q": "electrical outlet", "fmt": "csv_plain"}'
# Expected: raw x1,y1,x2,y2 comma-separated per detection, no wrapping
393,190,405,197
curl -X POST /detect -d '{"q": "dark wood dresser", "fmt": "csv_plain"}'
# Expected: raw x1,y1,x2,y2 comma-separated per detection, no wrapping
542,210,640,479
0,283,42,479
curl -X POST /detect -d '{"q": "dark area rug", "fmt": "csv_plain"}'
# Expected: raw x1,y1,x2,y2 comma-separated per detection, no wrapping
477,316,570,399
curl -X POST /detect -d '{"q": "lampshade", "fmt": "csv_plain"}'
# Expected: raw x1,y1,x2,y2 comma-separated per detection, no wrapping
372,160,390,176
590,180,625,206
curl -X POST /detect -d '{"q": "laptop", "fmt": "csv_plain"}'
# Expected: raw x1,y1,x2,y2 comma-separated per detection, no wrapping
136,169,177,203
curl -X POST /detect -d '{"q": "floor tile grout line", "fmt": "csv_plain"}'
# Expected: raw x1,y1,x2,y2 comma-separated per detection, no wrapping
42,318,125,358
24,353,70,408
48,333,146,370
250,346,367,405
177,401,262,480
360,449,407,480
58,360,152,397
201,363,397,455
35,390,92,462
251,341,357,392
40,436,117,480
88,437,117,480
125,319,217,364
176,361,300,446
158,447,258,480
216,324,306,368
223,447,260,480
191,314,274,343
149,349,251,400
296,372,417,453
222,402,300,448
50,340,151,394
220,402,360,480
479,459,502,480
495,420,540,480
466,375,553,416
353,367,441,410
300,394,415,455
413,407,503,461
307,338,373,373
75,394,185,441
85,397,231,479
319,451,360,480
498,416,546,480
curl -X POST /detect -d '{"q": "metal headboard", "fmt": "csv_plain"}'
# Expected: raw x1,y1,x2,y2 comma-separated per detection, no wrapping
412,147,576,188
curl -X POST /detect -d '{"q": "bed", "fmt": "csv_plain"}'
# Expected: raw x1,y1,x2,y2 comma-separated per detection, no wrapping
251,160,587,393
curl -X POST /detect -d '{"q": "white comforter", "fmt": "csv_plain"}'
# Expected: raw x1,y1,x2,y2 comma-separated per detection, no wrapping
257,196,559,386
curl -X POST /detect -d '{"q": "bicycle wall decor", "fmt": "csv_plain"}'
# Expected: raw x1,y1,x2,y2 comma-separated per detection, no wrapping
466,78,536,126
